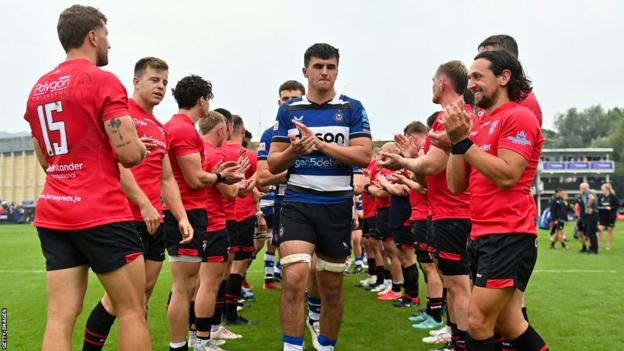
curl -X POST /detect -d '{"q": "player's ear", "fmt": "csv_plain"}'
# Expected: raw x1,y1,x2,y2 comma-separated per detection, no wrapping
132,76,140,88
86,30,97,47
302,67,308,79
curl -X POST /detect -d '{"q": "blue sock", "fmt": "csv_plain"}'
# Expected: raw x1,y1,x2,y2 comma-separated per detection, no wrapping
282,335,304,349
275,261,282,279
318,335,337,346
355,256,363,265
307,295,321,324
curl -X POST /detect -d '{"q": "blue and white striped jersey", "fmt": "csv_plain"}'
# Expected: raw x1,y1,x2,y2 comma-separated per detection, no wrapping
272,94,371,204
258,126,286,205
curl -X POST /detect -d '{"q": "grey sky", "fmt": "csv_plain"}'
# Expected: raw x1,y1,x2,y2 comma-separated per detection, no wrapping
2,0,623,139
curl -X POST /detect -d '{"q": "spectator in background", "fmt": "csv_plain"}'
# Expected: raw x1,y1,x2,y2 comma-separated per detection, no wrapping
549,189,569,250
579,183,599,255
597,183,619,250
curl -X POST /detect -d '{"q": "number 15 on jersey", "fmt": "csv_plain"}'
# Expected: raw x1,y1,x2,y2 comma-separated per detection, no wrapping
37,101,68,156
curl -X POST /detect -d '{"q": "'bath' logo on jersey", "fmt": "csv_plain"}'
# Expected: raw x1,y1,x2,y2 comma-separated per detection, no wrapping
507,131,532,146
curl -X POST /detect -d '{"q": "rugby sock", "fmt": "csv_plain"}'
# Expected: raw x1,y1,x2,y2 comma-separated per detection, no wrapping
169,341,188,351
282,335,304,351
466,334,495,351
354,256,363,267
265,251,276,281
307,295,321,324
83,301,116,351
367,258,376,276
510,325,548,351
401,264,419,298
318,335,337,351
383,269,392,280
375,266,385,285
428,297,444,322
455,329,467,350
522,306,529,322
391,281,402,293
448,322,458,346
189,301,196,332
195,317,212,340
225,274,243,320
274,260,282,280
212,280,226,325
550,241,555,248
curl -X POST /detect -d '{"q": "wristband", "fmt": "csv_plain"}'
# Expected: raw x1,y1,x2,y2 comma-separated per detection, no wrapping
215,172,225,183
363,184,371,194
255,211,264,217
450,138,473,155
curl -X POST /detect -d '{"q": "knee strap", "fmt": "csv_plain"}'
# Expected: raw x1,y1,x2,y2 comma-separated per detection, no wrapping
316,256,347,273
280,253,312,268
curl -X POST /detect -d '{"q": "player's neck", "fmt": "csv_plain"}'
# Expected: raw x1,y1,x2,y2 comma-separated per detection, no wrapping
202,134,219,147
131,94,154,114
178,109,200,124
226,137,243,146
306,89,336,104
65,49,96,65
484,92,511,115
439,92,462,108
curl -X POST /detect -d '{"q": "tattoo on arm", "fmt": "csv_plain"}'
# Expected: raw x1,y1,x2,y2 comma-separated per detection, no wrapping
109,118,123,140
116,140,131,148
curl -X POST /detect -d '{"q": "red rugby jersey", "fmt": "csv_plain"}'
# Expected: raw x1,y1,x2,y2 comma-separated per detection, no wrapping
235,148,258,222
220,143,241,220
164,113,206,210
203,141,226,232
362,161,378,219
23,58,133,230
519,92,542,127
127,99,167,222
409,190,429,221
370,162,390,209
467,102,543,239
424,111,471,220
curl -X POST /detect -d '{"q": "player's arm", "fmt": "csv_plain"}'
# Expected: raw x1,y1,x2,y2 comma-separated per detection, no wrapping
353,173,366,195
176,153,242,189
257,159,287,192
375,173,409,197
160,154,193,243
460,147,527,191
268,137,316,174
378,146,448,176
394,173,427,194
238,172,257,197
104,115,147,168
119,164,160,234
446,154,471,194
32,138,48,171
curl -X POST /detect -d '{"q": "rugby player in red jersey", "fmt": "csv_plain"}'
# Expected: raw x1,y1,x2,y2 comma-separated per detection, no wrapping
81,57,194,351
379,61,473,350
23,5,150,350
442,50,548,351
164,76,244,351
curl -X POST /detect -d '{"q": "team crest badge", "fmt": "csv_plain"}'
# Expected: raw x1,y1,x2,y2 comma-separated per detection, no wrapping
335,112,343,122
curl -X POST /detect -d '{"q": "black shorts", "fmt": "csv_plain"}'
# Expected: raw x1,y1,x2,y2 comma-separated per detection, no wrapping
263,214,274,229
468,234,538,292
362,217,377,239
433,219,471,276
375,207,392,241
226,219,239,253
554,220,565,231
270,202,282,247
38,222,143,274
205,229,230,263
576,220,585,233
276,200,353,259
392,226,416,249
235,215,255,260
163,209,207,260
411,220,433,263
136,222,165,262
599,213,616,228
426,217,436,253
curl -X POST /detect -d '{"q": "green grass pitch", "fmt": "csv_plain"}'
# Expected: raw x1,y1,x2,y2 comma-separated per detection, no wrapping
0,223,623,350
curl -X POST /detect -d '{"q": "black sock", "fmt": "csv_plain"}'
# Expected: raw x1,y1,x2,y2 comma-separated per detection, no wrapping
189,301,196,331
367,258,376,276
391,282,402,293
401,264,419,298
212,280,227,325
550,241,555,248
455,329,467,350
522,306,529,322
375,266,385,284
169,344,188,351
384,269,392,280
510,325,548,351
428,297,444,322
225,274,243,320
195,317,212,339
466,334,495,351
83,301,116,351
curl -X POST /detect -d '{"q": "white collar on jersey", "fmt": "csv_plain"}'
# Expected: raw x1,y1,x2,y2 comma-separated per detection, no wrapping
290,93,345,106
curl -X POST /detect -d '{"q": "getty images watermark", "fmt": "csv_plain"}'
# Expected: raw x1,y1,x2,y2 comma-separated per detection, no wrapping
1,307,6,349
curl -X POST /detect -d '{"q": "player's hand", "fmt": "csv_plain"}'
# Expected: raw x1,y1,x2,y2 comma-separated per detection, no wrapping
140,203,161,235
178,217,194,244
428,130,451,152
293,120,323,148
439,100,471,144
288,134,316,155
237,155,251,175
140,137,159,151
220,163,244,185
257,215,268,234
377,152,405,171
394,134,419,158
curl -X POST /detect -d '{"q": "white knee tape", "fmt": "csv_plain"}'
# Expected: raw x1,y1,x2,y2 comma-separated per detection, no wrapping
280,253,312,268
316,256,347,273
